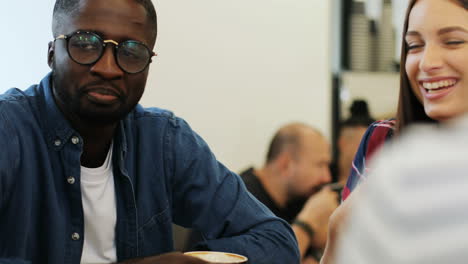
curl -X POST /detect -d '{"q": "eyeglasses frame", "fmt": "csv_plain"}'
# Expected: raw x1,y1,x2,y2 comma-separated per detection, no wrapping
54,30,157,74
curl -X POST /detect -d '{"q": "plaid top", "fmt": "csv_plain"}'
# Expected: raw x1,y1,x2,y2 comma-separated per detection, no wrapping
342,119,396,201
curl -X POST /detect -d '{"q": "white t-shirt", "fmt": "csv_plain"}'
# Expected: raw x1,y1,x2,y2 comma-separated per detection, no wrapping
80,144,117,264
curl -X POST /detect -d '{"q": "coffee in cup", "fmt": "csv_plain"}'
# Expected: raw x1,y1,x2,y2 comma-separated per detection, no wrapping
184,251,248,264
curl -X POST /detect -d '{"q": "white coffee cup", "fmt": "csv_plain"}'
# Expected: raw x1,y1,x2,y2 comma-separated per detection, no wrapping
184,251,248,264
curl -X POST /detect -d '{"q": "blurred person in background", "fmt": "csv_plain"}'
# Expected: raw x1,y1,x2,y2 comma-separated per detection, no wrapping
334,100,375,185
235,123,338,264
336,116,468,264
321,0,468,263
186,122,338,264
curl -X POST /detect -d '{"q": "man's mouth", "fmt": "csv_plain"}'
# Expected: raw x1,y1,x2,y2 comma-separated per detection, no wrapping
84,87,121,104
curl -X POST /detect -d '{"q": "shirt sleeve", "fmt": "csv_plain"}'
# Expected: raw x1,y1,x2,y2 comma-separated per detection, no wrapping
342,123,374,201
342,120,395,201
0,105,20,211
167,118,300,264
0,104,23,264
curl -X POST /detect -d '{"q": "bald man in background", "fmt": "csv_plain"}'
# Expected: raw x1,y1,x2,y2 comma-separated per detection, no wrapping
238,123,339,263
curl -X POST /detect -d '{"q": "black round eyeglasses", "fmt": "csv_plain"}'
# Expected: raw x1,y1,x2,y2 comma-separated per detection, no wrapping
55,31,157,74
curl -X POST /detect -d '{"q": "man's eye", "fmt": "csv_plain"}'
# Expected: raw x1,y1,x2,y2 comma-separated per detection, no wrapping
73,42,98,51
121,49,143,60
122,49,135,57
83,44,98,50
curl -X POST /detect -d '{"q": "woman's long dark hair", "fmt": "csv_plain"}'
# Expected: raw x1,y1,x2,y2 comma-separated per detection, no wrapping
396,0,468,132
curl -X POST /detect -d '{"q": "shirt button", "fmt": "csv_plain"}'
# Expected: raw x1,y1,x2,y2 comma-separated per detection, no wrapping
71,232,80,241
71,136,80,145
67,176,75,185
54,139,62,147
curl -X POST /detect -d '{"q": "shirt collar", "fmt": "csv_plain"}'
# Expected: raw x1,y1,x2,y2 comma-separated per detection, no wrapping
40,72,78,150
39,72,129,154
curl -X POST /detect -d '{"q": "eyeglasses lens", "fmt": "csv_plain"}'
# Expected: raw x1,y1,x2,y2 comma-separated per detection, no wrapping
117,41,151,73
68,33,103,64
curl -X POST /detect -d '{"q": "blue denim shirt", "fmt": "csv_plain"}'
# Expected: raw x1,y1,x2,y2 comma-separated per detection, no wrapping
0,74,299,264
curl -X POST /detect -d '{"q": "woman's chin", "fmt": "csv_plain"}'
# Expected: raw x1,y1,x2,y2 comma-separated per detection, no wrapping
426,109,465,123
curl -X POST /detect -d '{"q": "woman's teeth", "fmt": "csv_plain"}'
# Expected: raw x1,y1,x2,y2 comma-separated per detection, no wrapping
422,80,456,92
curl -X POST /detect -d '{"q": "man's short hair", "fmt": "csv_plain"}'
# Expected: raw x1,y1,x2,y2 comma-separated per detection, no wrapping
266,123,320,163
52,0,158,44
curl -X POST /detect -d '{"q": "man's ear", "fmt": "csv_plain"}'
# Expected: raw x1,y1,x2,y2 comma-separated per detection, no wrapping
48,41,55,69
277,151,294,178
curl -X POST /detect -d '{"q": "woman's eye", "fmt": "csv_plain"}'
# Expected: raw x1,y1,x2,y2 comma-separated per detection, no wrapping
446,40,465,45
407,45,420,50
407,44,423,52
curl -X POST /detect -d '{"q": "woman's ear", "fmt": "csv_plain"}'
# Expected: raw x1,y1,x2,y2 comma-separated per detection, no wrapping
47,41,55,69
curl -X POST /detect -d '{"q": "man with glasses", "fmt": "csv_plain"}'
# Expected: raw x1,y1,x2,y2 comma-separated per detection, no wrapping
0,0,299,264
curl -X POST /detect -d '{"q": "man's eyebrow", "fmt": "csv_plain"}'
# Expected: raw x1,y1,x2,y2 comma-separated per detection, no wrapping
438,26,468,35
76,29,105,36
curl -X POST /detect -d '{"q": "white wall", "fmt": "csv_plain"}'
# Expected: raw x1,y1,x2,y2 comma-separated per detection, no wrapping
2,0,332,172
0,1,55,90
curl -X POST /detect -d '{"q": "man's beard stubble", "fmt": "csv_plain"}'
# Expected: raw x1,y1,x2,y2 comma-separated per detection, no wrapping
51,72,133,126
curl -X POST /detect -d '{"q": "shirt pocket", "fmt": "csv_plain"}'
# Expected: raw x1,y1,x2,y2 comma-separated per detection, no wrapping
138,204,173,256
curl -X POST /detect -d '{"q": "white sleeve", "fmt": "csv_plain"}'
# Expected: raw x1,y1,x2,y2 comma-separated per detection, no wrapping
335,120,468,264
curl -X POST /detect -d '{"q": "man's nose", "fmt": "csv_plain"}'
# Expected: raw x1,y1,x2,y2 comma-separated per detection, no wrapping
90,45,124,79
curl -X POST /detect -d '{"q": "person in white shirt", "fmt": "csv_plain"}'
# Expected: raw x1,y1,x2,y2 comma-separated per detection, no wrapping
336,116,468,264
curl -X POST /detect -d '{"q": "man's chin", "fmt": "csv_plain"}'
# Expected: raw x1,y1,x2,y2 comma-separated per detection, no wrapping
78,109,129,125
74,100,136,125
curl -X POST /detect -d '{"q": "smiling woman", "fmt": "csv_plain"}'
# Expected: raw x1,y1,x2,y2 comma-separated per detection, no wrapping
404,0,468,122
396,0,468,129
321,2,468,263
342,0,468,200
